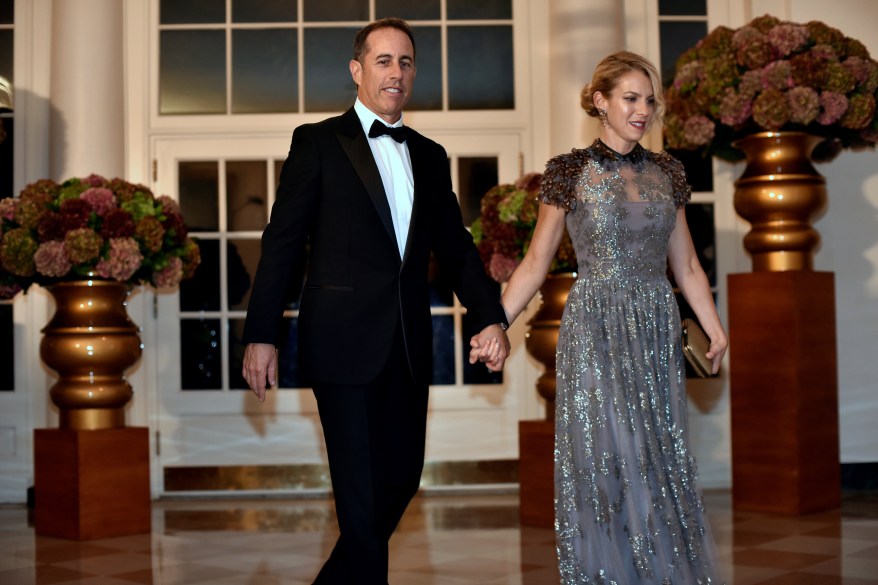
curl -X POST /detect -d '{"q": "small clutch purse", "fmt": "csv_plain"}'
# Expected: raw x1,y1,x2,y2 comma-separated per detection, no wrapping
682,318,714,378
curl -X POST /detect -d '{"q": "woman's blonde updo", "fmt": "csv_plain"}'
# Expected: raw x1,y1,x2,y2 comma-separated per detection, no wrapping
580,51,665,128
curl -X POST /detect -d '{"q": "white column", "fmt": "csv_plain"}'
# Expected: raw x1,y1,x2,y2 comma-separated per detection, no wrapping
49,0,124,180
548,0,625,155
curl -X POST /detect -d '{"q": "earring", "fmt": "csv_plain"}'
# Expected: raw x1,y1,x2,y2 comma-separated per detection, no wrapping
598,109,608,127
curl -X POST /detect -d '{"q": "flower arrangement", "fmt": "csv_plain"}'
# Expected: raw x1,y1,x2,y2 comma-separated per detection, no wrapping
471,172,576,283
0,174,201,299
663,15,878,162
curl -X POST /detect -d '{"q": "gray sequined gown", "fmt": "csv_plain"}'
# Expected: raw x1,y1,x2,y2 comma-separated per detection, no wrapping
540,140,723,584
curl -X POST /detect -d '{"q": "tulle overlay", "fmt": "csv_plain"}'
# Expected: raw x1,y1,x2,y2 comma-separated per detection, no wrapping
543,140,724,584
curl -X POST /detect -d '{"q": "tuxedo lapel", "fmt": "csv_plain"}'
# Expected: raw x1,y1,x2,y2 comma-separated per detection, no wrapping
335,108,396,247
401,134,427,265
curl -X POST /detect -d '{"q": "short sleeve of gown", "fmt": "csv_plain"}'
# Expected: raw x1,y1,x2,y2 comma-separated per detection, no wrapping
653,151,692,209
538,151,587,213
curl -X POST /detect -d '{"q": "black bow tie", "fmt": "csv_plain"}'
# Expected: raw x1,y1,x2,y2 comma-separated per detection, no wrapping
369,120,409,143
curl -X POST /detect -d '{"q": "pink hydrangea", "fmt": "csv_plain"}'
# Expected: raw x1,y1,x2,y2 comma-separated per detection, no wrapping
488,253,518,284
732,26,772,70
673,61,703,92
80,187,117,216
96,237,143,282
156,195,181,216
64,228,103,264
818,91,850,125
34,241,72,278
840,93,876,130
683,115,716,147
767,24,809,57
153,256,184,288
738,70,763,99
761,61,795,91
787,87,820,125
720,90,753,126
81,174,106,188
0,198,16,221
752,89,790,130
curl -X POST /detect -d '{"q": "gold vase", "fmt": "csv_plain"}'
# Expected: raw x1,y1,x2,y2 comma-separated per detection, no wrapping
524,272,575,420
40,281,142,430
732,131,828,271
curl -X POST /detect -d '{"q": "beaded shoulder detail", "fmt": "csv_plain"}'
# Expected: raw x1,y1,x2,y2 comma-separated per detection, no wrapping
538,149,589,213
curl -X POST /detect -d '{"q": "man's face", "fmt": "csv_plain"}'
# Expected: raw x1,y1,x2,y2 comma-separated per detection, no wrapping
349,27,416,124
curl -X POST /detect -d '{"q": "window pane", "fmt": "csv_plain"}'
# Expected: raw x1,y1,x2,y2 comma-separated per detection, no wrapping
304,0,367,22
179,161,219,231
448,26,514,110
668,148,713,192
448,0,512,19
0,118,11,199
685,203,716,286
160,0,225,24
232,0,296,23
406,26,441,111
457,157,498,226
304,28,359,112
180,318,222,390
0,30,12,82
160,30,226,114
180,238,220,311
232,29,297,113
658,0,706,16
277,317,310,388
376,0,439,20
228,318,248,389
0,1,12,25
431,315,455,385
227,239,258,311
0,304,12,391
461,312,502,385
659,21,707,88
226,160,269,231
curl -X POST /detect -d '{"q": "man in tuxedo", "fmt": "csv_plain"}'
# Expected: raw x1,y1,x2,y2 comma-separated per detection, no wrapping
241,18,510,584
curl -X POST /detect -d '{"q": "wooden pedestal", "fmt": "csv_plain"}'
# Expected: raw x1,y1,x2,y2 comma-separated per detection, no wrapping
34,427,151,540
728,271,840,514
518,419,554,528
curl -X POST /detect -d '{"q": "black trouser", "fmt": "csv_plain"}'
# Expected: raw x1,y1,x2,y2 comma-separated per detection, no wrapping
311,329,429,585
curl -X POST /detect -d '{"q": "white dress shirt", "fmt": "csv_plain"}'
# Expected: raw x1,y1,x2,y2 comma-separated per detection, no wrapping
354,98,414,258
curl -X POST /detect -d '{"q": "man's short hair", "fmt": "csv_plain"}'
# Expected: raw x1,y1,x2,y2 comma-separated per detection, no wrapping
352,18,416,63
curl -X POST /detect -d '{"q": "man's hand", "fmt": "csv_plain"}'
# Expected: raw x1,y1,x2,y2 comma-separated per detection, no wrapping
468,323,511,372
242,343,278,402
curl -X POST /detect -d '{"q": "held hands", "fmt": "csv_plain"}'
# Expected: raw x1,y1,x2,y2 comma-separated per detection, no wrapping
468,323,511,372
242,343,278,402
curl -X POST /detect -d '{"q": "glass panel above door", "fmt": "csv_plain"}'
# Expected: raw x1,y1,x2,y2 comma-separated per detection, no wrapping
160,30,226,115
160,0,225,24
304,28,360,112
376,0,440,20
303,0,368,22
232,29,298,114
447,26,514,110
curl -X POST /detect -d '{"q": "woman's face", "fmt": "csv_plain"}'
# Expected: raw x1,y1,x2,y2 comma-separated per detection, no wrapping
594,70,655,153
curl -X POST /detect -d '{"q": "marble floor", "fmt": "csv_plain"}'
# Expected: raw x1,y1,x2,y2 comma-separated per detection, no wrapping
1,489,877,584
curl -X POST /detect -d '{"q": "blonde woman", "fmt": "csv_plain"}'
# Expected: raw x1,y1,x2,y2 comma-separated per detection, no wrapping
473,51,728,583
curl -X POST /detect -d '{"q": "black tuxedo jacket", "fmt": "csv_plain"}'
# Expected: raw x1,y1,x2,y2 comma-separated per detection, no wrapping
242,107,506,386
